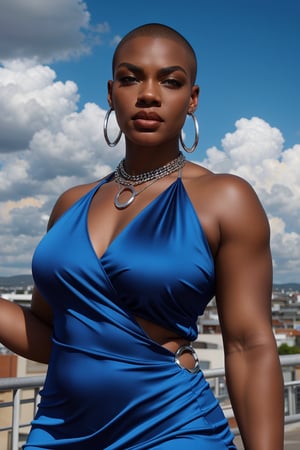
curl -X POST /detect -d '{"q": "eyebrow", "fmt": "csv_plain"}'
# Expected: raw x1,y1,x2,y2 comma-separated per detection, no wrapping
115,62,188,77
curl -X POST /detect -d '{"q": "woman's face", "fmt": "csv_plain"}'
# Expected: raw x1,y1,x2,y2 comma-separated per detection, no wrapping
108,36,199,148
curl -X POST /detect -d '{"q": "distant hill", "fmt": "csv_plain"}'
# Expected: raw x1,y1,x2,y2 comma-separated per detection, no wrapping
0,274,299,291
0,274,33,288
273,283,300,291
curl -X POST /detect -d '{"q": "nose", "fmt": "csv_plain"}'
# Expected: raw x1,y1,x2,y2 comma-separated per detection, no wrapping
136,80,161,107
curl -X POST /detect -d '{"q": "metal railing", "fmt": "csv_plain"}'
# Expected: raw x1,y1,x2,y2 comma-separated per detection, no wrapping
0,354,300,450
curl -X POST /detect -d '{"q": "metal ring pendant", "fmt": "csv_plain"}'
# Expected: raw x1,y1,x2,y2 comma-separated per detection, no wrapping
114,186,137,209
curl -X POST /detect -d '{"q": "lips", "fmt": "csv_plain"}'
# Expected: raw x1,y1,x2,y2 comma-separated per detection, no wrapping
132,111,163,121
132,111,163,130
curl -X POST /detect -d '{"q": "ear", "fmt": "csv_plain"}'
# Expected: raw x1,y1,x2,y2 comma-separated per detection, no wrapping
188,85,200,113
107,80,113,108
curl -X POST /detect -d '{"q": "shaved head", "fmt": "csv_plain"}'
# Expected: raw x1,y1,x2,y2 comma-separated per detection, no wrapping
112,23,197,84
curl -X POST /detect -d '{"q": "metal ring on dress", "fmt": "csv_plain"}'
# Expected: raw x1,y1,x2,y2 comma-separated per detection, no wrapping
174,345,200,373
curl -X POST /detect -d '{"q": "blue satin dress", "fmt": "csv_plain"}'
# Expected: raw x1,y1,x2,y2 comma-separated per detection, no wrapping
25,174,237,449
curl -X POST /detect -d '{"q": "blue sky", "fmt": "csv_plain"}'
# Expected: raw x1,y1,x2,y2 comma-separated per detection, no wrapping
0,0,299,283
53,0,300,157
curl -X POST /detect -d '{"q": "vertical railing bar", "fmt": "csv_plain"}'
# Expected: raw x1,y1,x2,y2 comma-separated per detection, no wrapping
215,376,220,397
11,388,20,450
34,387,40,413
287,385,294,417
291,385,296,416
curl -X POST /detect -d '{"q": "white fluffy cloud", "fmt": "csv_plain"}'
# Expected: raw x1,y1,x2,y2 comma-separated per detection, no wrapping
201,117,300,283
0,60,124,276
0,0,109,63
0,61,79,152
270,218,300,282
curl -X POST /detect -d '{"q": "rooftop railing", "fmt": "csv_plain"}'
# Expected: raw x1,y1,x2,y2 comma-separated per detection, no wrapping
0,354,300,450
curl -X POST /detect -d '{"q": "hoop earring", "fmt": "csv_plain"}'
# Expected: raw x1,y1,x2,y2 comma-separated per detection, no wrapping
103,108,122,147
180,112,199,153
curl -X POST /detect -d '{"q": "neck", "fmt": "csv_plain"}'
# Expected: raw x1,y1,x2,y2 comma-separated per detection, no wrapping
123,146,181,176
115,152,185,188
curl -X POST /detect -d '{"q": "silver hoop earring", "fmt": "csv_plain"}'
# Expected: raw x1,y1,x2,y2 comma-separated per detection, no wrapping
180,112,199,153
103,108,122,147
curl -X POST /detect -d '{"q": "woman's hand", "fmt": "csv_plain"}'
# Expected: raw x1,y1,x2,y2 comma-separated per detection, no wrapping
0,286,53,364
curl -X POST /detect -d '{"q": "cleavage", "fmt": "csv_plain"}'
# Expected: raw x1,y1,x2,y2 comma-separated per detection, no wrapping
87,178,173,259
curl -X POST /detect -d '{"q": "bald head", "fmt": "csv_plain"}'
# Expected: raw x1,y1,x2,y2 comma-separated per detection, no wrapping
112,23,197,84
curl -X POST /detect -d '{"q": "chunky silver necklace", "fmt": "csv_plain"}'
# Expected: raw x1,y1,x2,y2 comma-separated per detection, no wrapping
114,152,185,209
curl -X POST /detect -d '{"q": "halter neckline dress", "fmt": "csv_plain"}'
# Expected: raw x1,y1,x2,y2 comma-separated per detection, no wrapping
25,173,236,449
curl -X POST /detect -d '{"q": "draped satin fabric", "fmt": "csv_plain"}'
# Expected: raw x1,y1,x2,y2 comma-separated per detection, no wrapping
24,176,236,449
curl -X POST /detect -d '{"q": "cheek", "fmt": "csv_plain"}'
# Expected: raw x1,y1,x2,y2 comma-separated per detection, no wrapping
168,104,189,129
114,106,137,137
168,93,190,117
113,100,129,126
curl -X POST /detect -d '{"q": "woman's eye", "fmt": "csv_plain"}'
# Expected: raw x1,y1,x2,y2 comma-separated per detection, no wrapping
119,76,137,85
163,79,182,88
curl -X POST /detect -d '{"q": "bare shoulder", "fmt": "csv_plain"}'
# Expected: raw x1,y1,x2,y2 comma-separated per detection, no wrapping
47,179,103,230
209,172,269,232
185,162,269,242
187,162,264,209
186,162,256,194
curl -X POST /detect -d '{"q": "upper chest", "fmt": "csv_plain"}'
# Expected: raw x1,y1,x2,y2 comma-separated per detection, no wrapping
86,176,220,260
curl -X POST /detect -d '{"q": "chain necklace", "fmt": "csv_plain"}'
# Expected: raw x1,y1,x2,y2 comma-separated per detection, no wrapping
114,152,186,209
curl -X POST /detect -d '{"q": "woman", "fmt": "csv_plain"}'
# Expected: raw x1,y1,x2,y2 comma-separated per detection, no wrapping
0,23,283,449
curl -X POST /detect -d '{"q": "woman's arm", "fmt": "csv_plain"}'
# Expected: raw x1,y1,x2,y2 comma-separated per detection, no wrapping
0,286,53,364
0,182,96,364
215,175,284,450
